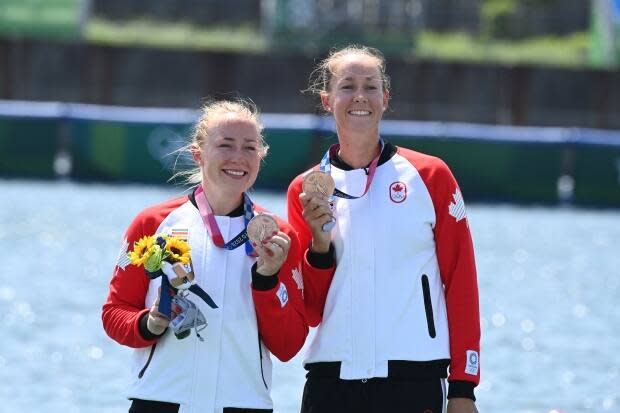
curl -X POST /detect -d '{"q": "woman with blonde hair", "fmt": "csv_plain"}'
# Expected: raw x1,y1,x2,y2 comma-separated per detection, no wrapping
104,99,308,413
287,46,481,413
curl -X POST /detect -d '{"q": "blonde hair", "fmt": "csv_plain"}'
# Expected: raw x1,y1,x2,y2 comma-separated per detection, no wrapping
172,99,268,185
306,44,391,96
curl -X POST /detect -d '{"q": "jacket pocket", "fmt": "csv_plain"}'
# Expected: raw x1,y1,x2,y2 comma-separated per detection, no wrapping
138,343,157,379
421,275,436,338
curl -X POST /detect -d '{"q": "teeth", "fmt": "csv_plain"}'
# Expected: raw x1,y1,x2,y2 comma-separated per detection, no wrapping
224,169,245,176
349,110,370,116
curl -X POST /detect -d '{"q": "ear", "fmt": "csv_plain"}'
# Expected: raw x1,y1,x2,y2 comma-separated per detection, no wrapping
382,90,390,111
190,144,203,166
320,92,332,112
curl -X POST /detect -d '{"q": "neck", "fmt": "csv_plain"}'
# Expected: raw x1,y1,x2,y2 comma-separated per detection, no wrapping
336,134,381,169
201,183,243,215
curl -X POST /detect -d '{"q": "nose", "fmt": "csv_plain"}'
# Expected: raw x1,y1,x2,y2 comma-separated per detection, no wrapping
353,94,367,103
225,146,244,161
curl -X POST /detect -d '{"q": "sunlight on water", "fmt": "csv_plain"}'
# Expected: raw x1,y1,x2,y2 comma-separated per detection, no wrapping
1,180,618,413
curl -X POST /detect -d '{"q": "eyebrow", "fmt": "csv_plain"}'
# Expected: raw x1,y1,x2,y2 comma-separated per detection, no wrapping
221,136,258,143
339,75,380,82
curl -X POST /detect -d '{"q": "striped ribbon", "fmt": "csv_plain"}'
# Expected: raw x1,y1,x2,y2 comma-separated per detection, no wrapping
320,138,385,199
194,185,255,256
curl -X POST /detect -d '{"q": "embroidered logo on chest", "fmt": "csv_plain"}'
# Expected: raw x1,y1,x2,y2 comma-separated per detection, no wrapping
389,181,407,203
170,228,189,241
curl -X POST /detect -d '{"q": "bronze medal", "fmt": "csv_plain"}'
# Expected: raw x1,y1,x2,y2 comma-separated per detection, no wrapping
302,171,336,199
247,214,279,245
303,171,337,232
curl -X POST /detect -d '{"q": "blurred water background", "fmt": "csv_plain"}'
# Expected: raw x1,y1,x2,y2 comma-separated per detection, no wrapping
0,179,618,413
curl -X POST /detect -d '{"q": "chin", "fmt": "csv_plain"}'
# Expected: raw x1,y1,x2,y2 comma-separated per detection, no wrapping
232,180,255,193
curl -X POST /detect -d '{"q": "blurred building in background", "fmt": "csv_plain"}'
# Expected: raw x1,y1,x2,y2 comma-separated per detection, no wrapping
0,0,619,206
0,0,619,126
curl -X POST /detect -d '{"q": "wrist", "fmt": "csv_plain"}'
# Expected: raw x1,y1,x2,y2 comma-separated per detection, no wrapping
306,242,335,269
447,380,476,401
252,263,279,290
147,317,166,335
256,266,277,276
139,311,166,340
310,239,330,254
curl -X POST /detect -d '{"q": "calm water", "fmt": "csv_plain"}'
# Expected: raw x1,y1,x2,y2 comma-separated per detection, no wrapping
0,179,619,413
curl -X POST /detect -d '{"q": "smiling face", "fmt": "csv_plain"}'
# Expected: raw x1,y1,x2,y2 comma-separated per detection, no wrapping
321,53,389,136
193,113,264,199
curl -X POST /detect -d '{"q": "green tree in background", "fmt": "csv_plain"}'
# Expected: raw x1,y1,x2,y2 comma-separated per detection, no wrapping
481,0,560,39
481,0,517,39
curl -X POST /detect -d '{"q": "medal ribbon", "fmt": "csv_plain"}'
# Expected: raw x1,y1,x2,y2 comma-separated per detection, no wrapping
194,185,255,256
319,139,385,199
148,266,219,319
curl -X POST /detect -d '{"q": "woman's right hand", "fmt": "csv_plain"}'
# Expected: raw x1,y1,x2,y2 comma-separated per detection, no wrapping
299,192,333,253
146,294,170,335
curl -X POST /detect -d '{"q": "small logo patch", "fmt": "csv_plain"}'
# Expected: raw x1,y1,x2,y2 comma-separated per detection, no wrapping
276,283,288,307
448,189,467,223
389,181,407,203
116,238,131,270
465,350,479,375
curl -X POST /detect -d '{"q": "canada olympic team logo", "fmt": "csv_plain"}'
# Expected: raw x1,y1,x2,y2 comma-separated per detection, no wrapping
389,181,407,203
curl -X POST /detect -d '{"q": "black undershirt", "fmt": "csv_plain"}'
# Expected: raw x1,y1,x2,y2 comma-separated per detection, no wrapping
330,141,397,172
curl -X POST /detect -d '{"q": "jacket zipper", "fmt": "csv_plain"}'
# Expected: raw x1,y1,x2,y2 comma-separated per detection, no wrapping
138,343,157,378
257,334,268,389
421,275,437,338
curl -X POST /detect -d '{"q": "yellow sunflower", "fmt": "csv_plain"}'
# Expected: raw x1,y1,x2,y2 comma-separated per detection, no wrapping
165,236,191,264
128,235,156,266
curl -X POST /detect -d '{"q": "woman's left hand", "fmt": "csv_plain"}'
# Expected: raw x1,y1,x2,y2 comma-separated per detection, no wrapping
447,398,479,413
255,231,291,276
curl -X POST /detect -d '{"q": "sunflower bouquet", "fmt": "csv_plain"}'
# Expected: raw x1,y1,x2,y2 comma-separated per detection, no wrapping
127,233,216,340
128,234,191,274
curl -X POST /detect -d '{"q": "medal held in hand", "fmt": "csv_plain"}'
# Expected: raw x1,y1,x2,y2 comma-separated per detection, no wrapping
303,171,336,198
303,171,336,232
247,213,279,245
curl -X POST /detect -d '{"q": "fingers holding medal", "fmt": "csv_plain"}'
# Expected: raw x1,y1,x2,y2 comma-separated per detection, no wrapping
248,214,290,276
301,171,336,233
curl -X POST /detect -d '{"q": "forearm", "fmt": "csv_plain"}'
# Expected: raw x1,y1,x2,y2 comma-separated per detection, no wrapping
252,264,308,361
302,245,335,327
102,304,157,348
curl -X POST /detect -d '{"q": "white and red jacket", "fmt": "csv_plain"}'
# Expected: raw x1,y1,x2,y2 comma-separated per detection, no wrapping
102,191,307,413
287,143,480,397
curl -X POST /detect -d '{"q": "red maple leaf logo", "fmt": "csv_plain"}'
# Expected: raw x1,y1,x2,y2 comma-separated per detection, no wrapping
392,183,403,192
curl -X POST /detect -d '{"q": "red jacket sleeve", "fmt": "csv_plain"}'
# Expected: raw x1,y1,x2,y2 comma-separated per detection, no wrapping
412,150,481,386
252,217,309,362
102,213,156,348
286,174,336,327
102,198,184,348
